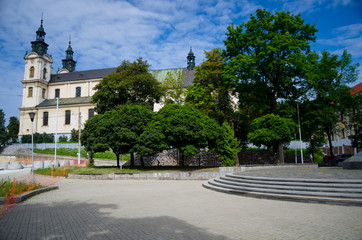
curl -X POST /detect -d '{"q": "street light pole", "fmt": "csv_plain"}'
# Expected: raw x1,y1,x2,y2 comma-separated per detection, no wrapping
78,112,81,165
29,112,36,185
54,97,59,165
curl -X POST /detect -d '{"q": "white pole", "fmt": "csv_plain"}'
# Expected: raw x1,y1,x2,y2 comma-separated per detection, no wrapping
31,120,34,185
295,134,297,164
297,104,304,164
78,112,81,165
54,97,59,164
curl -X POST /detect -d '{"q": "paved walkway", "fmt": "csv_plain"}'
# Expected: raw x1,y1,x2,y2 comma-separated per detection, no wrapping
1,178,362,239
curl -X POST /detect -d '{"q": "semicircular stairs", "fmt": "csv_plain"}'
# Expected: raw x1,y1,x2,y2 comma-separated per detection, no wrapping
203,173,362,206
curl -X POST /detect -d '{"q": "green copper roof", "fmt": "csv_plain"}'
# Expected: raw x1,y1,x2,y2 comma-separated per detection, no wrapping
36,97,92,108
150,68,182,82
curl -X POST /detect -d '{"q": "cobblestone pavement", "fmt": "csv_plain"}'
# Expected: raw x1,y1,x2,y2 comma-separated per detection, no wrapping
1,178,362,240
238,167,362,179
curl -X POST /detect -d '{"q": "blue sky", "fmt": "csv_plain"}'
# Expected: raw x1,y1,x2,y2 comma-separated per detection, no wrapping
0,0,361,124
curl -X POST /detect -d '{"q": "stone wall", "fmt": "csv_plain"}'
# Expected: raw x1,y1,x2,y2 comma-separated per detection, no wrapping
129,150,222,167
238,150,275,165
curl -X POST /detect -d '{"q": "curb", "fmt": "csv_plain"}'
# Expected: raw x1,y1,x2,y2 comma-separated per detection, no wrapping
0,186,59,204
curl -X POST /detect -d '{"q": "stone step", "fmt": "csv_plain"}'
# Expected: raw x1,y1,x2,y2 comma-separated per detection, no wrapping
202,181,362,206
208,179,362,198
220,176,362,189
226,174,362,184
215,178,362,193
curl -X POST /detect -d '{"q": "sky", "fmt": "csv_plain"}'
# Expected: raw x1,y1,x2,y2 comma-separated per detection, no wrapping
0,0,361,124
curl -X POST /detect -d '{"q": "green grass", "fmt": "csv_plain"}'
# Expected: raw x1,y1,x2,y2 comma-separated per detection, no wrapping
34,166,219,175
32,148,130,161
0,179,44,197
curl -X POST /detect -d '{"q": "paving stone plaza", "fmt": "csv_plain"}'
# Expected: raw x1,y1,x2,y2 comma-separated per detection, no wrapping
1,170,362,239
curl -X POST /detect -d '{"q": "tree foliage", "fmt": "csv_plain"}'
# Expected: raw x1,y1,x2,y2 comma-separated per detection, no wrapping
142,104,222,166
81,105,153,167
248,114,297,163
7,116,19,143
92,58,165,114
162,69,186,105
218,121,242,166
304,50,360,160
0,110,7,145
224,9,317,117
186,48,234,124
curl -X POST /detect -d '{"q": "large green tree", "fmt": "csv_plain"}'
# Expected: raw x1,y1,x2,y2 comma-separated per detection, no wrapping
7,116,19,143
147,104,223,167
81,105,153,167
162,69,186,105
248,114,297,164
224,9,318,117
186,48,234,124
304,50,359,161
0,110,6,145
92,58,165,114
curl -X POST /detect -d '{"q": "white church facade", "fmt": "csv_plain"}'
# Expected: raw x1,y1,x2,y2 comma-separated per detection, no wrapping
19,20,196,139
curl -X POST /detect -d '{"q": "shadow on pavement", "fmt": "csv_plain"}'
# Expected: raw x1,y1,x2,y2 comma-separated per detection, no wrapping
0,200,229,240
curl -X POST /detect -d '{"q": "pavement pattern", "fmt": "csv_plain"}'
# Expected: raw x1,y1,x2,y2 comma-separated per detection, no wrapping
1,177,362,240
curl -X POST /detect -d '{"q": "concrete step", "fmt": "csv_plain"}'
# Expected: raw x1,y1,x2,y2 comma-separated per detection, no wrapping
225,174,362,184
215,178,362,193
208,179,362,198
202,181,362,206
220,176,362,190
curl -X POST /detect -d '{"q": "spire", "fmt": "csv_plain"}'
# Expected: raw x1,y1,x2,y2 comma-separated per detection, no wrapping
187,47,195,70
31,16,49,55
62,36,76,72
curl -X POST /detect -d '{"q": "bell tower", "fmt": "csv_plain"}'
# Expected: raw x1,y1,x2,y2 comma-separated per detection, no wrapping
22,18,54,108
187,47,195,70
61,37,77,72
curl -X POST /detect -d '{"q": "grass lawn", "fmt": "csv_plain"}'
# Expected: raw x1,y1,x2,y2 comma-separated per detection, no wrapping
34,166,219,176
0,179,44,197
33,148,130,161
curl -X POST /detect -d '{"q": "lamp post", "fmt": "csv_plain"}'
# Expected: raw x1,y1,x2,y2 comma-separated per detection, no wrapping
29,112,36,185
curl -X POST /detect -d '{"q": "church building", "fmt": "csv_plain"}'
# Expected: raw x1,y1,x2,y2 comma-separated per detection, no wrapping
19,20,196,140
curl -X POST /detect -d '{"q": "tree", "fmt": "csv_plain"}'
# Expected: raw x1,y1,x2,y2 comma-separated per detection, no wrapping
81,105,153,167
152,104,223,167
162,69,186,105
186,48,234,124
304,50,360,161
92,58,166,114
224,9,318,116
0,110,7,145
6,116,19,143
248,114,297,164
218,121,242,166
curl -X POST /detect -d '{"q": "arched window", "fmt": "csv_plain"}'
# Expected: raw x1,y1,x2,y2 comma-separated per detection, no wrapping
28,87,33,97
55,89,60,98
42,88,46,98
43,68,47,79
88,109,94,119
29,67,35,78
76,87,81,97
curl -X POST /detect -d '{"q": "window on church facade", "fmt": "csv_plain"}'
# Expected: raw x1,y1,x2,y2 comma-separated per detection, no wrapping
28,87,33,97
55,89,60,98
29,67,34,78
76,87,81,97
88,109,94,119
341,128,345,139
43,68,47,79
42,88,46,98
43,112,48,126
65,110,71,125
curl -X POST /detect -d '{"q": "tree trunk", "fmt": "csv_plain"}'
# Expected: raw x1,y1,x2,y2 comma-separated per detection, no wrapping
130,152,134,167
278,143,284,165
116,154,120,168
140,156,144,168
326,127,335,166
